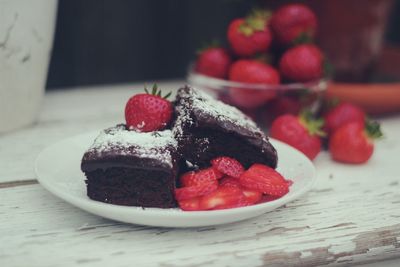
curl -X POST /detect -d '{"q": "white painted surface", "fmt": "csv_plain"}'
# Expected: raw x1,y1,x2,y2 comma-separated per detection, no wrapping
0,81,399,266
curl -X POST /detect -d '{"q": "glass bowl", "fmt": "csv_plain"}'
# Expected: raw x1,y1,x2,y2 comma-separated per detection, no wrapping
187,69,328,127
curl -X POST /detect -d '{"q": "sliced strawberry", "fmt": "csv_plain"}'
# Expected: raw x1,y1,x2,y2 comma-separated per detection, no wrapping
199,186,248,210
219,176,241,188
196,167,224,181
220,177,262,205
174,183,218,201
178,197,201,211
239,164,289,197
242,188,262,205
211,157,245,178
180,168,220,187
180,171,196,187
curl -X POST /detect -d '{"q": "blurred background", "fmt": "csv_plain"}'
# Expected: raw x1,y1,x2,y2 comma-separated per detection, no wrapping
46,0,400,89
2,0,400,134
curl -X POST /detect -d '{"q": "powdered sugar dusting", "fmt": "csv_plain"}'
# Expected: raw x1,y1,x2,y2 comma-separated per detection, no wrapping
88,125,177,167
173,104,192,138
192,88,259,130
173,86,262,138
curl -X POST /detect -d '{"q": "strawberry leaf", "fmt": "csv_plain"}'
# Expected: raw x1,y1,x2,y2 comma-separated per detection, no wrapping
246,8,271,31
238,24,254,36
299,110,326,137
239,8,271,36
163,91,172,99
152,84,158,95
365,119,383,139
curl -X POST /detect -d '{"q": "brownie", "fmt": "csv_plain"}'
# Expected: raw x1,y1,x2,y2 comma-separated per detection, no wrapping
173,86,278,170
81,124,179,208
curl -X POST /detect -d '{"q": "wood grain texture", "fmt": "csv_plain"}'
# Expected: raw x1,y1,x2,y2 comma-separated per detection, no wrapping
1,82,400,266
0,172,399,267
0,179,37,188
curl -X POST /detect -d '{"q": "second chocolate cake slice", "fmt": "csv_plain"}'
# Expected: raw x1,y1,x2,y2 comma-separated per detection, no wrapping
81,125,179,208
173,86,277,170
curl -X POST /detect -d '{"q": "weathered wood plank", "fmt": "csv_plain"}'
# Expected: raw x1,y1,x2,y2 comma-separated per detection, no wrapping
0,169,399,267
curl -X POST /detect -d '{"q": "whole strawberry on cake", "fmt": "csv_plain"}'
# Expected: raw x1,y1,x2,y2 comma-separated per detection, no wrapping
81,85,292,211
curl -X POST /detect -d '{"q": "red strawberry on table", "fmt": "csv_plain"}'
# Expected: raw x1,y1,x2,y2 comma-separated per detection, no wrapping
227,10,272,57
270,112,324,160
270,4,317,45
329,120,382,164
239,164,289,197
195,47,232,79
228,59,280,108
324,102,366,134
125,84,173,132
279,44,324,82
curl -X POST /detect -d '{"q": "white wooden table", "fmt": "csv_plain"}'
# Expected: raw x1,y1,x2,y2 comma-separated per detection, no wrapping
1,81,399,267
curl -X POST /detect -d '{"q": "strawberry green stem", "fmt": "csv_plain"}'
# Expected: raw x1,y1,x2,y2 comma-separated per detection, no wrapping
299,110,326,137
365,119,383,139
143,83,171,99
239,8,271,36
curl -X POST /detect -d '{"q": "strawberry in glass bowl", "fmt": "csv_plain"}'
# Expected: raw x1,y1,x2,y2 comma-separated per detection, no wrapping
187,4,330,126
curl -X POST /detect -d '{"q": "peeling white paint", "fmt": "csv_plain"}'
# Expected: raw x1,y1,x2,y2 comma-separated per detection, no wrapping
329,241,356,255
300,251,313,258
368,245,398,255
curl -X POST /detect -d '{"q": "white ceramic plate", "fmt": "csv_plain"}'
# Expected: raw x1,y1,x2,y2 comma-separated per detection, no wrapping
35,132,316,228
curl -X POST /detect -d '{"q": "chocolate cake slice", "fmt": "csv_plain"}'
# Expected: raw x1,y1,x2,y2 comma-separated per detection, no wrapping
173,86,277,170
81,124,179,208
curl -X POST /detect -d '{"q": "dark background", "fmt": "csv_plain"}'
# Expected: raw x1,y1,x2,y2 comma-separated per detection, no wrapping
46,0,400,89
